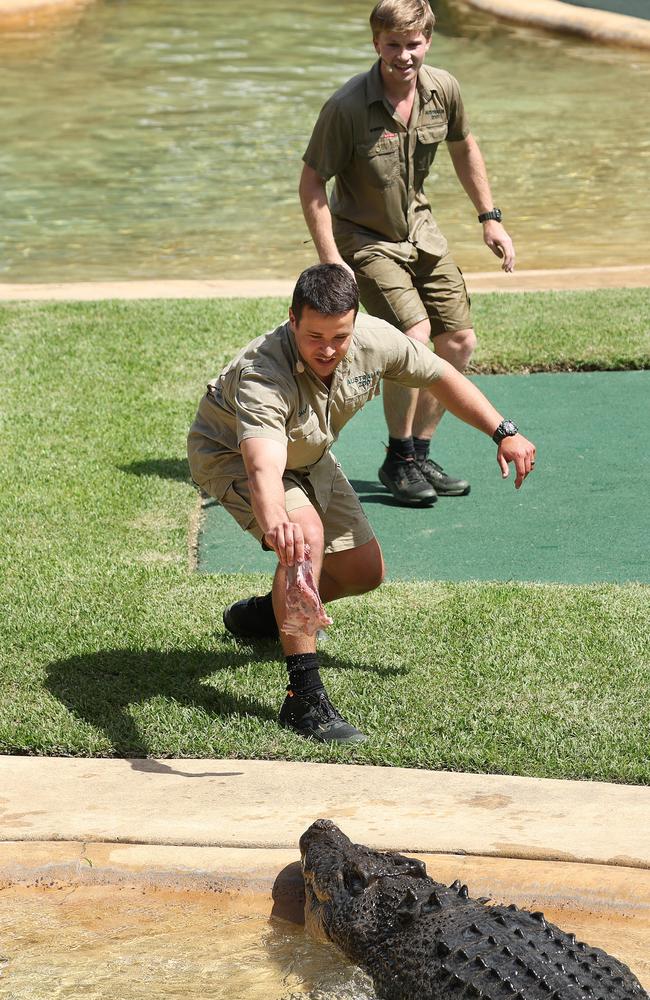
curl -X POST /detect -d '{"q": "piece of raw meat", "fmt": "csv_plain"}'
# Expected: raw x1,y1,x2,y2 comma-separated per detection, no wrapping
282,544,333,637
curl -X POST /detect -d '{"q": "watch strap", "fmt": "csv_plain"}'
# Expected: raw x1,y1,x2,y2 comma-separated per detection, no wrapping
492,419,518,445
478,208,502,223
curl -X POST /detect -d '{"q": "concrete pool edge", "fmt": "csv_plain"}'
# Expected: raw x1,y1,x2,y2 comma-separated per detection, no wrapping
0,0,94,29
463,0,650,49
4,757,650,867
2,843,649,926
1,264,650,301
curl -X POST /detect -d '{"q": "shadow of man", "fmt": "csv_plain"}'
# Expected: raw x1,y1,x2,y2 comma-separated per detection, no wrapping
119,457,190,482
45,646,278,756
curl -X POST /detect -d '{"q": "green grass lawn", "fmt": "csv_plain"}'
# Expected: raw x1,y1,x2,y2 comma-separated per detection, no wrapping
1,290,649,780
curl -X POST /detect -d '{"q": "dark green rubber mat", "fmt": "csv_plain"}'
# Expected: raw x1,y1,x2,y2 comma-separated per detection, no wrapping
196,371,649,584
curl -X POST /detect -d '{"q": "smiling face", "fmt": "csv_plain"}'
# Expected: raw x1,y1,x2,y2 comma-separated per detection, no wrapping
373,28,431,86
289,305,355,384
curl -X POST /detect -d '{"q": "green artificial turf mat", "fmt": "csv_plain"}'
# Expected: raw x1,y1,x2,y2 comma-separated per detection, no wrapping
197,370,649,585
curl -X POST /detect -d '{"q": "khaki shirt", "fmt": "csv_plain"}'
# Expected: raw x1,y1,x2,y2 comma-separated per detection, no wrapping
302,61,470,259
187,313,444,511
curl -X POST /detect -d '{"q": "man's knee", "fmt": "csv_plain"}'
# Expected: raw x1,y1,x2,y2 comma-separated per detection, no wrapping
288,503,325,560
435,327,476,370
404,318,431,344
322,540,385,597
348,544,385,595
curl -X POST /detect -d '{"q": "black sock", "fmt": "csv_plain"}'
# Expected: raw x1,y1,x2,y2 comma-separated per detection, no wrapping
413,436,431,462
286,653,324,697
387,436,415,462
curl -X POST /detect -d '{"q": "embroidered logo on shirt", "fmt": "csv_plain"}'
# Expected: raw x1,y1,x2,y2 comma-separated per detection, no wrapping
298,403,309,417
346,371,381,390
383,130,398,138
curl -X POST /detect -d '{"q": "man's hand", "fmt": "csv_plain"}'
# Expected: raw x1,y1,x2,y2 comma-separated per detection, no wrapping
497,434,536,489
319,254,357,281
483,220,515,272
264,521,305,567
336,258,357,281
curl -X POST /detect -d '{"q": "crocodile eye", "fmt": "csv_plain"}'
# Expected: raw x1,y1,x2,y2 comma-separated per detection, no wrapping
344,864,371,896
406,858,427,879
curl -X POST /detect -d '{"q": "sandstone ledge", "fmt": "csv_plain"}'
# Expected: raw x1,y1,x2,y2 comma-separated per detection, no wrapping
464,0,650,50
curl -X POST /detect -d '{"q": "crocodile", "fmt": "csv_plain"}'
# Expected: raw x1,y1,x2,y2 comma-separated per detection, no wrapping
300,819,648,1000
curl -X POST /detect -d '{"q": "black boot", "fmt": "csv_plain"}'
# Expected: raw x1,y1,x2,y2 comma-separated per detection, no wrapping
378,456,437,506
279,688,367,744
222,593,278,640
417,458,470,496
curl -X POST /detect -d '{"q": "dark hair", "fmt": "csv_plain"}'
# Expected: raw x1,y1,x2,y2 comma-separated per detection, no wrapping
291,264,359,323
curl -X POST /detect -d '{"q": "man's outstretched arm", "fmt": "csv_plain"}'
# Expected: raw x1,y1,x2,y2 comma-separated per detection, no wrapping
447,133,515,273
241,437,305,565
427,360,536,488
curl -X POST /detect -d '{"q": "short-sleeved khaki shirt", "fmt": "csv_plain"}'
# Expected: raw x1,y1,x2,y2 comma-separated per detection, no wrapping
187,313,444,511
302,61,470,259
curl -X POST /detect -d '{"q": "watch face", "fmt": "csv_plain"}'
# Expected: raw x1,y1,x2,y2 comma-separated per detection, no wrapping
502,420,517,436
494,208,502,222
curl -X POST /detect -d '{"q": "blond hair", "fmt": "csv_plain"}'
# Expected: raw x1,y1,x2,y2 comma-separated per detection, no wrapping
369,0,435,39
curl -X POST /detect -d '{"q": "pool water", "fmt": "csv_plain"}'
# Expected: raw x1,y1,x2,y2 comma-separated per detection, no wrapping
0,884,375,1000
0,876,648,999
2,0,649,283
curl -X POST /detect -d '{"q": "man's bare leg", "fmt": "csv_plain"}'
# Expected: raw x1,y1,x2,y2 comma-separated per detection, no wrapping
272,507,382,744
410,327,476,497
379,318,437,504
412,326,477,439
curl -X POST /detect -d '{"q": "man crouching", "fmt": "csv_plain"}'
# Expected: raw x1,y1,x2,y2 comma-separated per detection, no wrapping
187,264,535,744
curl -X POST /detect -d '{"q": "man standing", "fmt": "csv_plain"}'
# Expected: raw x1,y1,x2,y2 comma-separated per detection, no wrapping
187,265,535,745
300,0,515,506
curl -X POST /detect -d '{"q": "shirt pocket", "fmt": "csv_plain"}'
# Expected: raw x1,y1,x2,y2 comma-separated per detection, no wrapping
287,412,327,468
355,133,400,189
414,122,447,189
337,383,379,426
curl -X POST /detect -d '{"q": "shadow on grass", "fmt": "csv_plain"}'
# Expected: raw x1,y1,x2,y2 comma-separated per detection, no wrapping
45,638,406,756
120,458,190,481
45,645,278,756
211,636,407,679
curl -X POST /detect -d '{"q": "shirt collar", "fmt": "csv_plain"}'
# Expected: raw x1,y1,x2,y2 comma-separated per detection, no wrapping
284,322,306,375
366,59,437,106
417,66,436,103
366,60,386,105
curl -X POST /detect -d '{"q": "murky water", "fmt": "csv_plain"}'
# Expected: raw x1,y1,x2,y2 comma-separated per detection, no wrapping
0,880,648,999
0,885,375,1000
1,0,649,282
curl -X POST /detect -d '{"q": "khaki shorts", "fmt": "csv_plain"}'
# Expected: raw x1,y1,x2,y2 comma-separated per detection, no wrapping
347,244,471,336
203,465,375,555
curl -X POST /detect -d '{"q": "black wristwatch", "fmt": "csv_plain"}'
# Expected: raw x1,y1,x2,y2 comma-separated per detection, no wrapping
492,419,518,445
478,208,502,223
